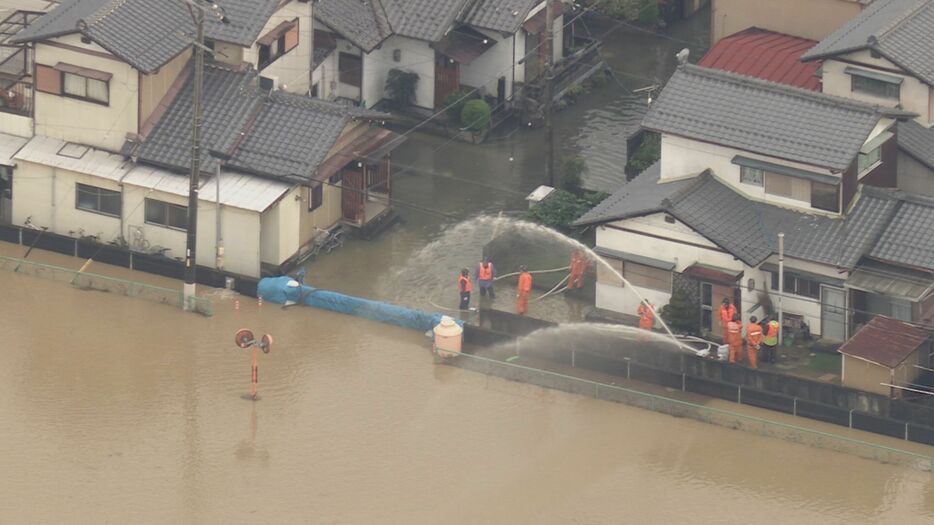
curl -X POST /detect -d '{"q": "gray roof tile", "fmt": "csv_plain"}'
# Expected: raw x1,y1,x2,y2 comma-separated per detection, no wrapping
137,63,262,174
135,64,388,182
14,0,279,73
802,0,934,86
870,196,934,270
381,0,468,42
575,165,908,268
642,65,887,171
228,93,349,178
315,0,392,52
897,120,934,170
465,0,540,34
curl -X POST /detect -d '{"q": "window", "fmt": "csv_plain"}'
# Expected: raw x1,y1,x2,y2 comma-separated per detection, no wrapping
339,52,362,87
851,73,900,100
623,261,671,293
257,19,299,69
858,145,882,173
740,165,763,186
76,183,121,217
810,181,839,212
700,282,713,331
36,63,110,104
309,184,323,212
144,199,187,229
769,271,821,299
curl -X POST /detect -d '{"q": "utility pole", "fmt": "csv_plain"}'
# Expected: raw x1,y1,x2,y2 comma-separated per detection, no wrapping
543,0,556,188
183,0,227,311
777,232,784,346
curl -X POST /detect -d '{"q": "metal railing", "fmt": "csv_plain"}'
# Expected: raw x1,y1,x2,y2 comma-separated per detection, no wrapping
0,76,31,116
0,255,213,316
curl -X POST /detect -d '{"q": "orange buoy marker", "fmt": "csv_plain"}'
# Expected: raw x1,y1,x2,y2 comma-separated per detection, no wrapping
258,296,263,308
234,299,240,311
234,329,273,400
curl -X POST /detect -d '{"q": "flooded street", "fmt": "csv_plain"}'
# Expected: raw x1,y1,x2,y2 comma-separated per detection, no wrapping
304,12,710,315
2,256,934,522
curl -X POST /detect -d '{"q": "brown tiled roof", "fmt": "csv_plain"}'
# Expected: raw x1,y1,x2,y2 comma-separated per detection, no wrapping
838,316,929,368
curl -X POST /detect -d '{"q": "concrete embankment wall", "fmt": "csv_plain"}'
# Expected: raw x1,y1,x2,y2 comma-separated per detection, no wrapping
461,309,934,447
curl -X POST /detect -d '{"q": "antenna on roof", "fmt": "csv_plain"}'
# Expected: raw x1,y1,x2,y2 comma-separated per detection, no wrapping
676,48,690,65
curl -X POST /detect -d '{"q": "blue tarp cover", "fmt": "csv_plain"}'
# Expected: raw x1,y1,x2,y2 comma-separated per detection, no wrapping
258,276,453,333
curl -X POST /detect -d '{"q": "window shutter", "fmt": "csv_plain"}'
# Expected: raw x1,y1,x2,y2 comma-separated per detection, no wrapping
284,21,299,52
35,64,61,94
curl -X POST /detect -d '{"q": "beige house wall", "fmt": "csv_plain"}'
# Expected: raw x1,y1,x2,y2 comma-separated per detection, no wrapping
842,355,892,397
34,35,139,152
244,0,313,94
139,50,190,125
711,0,864,43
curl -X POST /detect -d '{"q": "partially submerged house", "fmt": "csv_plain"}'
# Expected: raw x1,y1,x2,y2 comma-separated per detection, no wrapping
4,0,401,278
802,0,934,196
311,0,565,109
575,65,933,342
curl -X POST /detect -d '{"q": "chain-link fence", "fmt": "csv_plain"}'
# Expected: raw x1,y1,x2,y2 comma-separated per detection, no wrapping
447,351,934,472
0,255,213,316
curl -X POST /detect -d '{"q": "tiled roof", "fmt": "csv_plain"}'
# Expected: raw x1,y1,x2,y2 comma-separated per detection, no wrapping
642,65,889,171
574,166,909,269
13,0,280,73
869,194,934,271
574,162,694,225
838,315,929,368
381,0,469,42
465,0,540,34
802,0,934,86
136,63,262,175
315,0,392,52
698,28,822,91
134,64,389,182
897,120,934,170
228,93,350,179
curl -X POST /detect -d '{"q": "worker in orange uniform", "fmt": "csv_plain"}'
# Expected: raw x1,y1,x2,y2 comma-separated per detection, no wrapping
458,268,471,311
637,300,655,330
719,298,736,340
726,313,743,364
568,250,586,289
762,317,780,364
516,265,533,315
746,315,763,369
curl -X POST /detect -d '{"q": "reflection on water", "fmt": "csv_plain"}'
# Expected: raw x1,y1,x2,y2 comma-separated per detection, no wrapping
2,264,934,522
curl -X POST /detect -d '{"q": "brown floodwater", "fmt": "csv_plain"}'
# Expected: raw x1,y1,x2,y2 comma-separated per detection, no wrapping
1,253,934,523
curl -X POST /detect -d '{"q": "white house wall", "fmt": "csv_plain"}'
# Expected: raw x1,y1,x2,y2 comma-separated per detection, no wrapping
139,50,189,126
311,47,339,100
245,0,314,94
594,214,744,319
659,134,844,215
821,52,933,126
594,214,843,337
12,159,122,238
122,183,260,277
0,113,31,138
34,35,138,151
459,28,515,99
362,36,436,109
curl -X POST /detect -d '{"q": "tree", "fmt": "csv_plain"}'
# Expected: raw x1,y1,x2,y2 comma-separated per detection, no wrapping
443,89,477,124
524,188,610,234
561,156,589,194
384,69,419,108
660,285,699,335
461,99,491,131
626,132,660,175
595,0,660,25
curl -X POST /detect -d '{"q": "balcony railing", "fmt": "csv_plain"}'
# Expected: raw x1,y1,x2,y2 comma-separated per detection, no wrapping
0,77,32,116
